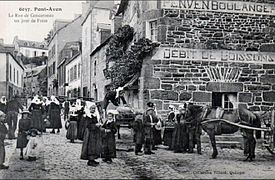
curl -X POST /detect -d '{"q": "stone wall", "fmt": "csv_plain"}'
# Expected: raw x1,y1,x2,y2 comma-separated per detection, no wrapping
158,8,275,51
141,48,275,116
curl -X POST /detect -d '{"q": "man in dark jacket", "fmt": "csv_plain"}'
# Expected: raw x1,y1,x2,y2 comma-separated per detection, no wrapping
102,87,127,111
0,111,9,169
6,96,23,139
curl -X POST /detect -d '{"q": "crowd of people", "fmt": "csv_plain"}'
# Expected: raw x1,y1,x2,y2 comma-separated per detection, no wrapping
132,102,202,156
0,91,203,170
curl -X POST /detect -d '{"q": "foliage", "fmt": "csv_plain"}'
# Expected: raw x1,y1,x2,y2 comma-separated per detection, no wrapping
105,25,158,89
21,55,47,66
37,67,47,96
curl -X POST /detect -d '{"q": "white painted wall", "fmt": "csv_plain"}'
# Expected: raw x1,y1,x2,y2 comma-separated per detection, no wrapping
19,47,48,58
8,53,24,88
65,55,81,95
0,53,7,81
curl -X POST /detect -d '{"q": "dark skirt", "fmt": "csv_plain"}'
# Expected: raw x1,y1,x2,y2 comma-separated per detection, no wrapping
171,123,188,152
49,109,62,129
30,109,44,131
163,128,174,148
66,121,78,140
153,129,162,145
101,132,116,159
77,117,87,140
80,128,102,160
16,132,28,148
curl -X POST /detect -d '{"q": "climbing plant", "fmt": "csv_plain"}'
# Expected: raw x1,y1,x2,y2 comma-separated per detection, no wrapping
105,25,158,89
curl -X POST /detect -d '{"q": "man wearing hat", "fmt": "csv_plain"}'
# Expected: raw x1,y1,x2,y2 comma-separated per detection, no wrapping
143,102,159,155
16,109,31,160
0,111,8,169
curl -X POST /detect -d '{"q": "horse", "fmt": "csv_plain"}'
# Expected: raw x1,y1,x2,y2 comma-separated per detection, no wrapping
199,105,261,161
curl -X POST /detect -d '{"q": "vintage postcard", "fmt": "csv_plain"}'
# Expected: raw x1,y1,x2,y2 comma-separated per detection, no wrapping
0,0,275,179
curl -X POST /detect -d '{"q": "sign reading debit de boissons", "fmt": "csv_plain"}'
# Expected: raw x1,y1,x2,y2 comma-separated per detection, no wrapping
152,48,275,64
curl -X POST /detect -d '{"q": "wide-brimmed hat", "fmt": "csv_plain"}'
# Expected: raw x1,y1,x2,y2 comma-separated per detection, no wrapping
21,109,31,114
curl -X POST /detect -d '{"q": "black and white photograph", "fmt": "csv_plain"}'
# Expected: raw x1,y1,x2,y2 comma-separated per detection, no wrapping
0,0,275,179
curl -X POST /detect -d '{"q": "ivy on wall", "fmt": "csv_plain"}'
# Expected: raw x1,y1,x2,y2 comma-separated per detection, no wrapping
105,25,158,89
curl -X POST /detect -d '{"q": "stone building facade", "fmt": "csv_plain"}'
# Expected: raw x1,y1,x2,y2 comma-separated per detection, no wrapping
113,0,275,116
47,16,82,97
81,1,114,98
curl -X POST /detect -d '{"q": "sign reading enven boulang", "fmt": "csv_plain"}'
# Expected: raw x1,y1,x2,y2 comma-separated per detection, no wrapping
161,0,275,15
152,47,275,64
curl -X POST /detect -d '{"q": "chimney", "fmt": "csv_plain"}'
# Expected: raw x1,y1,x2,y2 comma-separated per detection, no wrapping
0,38,4,45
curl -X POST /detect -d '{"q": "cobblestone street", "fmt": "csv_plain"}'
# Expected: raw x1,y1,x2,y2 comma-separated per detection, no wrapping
1,126,275,179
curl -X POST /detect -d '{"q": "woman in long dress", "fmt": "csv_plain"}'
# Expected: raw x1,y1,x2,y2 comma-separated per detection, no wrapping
28,95,44,132
171,104,189,153
76,99,85,140
101,110,118,163
16,110,31,160
163,105,176,149
80,102,102,166
48,96,62,134
66,104,78,143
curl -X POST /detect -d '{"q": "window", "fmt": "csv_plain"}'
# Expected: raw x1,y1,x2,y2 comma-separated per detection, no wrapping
34,51,37,57
94,61,96,76
212,92,237,111
74,65,77,80
17,70,18,84
67,70,70,82
51,44,56,57
53,62,56,74
9,64,12,81
78,63,81,78
25,49,30,57
42,52,45,56
13,68,15,83
93,84,98,101
149,20,158,42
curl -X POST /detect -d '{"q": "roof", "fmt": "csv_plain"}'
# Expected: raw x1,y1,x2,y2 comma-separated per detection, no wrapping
0,45,25,69
94,1,114,9
81,1,114,26
16,39,47,50
48,15,82,45
65,52,81,66
90,36,112,56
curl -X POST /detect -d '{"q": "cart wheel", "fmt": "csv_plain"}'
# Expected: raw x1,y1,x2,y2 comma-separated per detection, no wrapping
265,146,275,155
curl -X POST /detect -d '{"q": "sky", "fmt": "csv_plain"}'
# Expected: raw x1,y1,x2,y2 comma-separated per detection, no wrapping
0,1,84,44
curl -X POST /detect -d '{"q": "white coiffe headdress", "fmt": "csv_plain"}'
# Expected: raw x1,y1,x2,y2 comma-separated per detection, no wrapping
32,95,42,105
0,96,6,105
84,101,100,121
50,95,60,105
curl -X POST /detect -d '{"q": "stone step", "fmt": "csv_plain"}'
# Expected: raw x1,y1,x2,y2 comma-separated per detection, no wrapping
201,134,244,143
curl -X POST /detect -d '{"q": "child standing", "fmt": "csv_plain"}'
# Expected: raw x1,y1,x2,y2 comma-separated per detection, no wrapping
132,112,144,155
66,105,78,143
25,129,40,161
16,109,31,160
101,110,118,163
